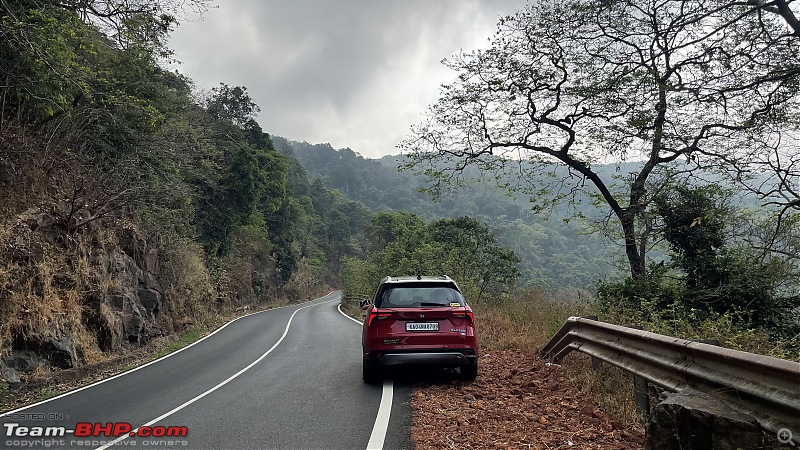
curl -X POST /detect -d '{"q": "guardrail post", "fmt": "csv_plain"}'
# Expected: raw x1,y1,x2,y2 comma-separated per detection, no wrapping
584,315,602,370
628,325,650,419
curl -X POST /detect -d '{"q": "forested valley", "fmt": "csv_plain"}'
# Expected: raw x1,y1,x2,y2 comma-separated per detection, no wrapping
1,0,799,400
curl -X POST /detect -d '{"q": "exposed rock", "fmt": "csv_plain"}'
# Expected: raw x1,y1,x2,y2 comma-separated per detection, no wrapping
47,335,79,369
110,294,126,310
3,350,43,372
144,248,159,277
105,250,168,346
7,334,78,371
0,160,15,183
139,269,162,292
3,204,171,374
645,389,764,450
1,362,21,384
83,301,125,352
138,288,162,315
98,314,124,351
122,303,146,344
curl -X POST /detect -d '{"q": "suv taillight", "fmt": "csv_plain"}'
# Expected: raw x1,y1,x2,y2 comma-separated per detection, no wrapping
454,307,474,325
367,306,378,326
367,307,392,326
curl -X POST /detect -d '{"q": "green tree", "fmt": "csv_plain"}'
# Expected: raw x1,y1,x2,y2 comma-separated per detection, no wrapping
345,212,520,301
654,185,728,292
400,0,800,280
364,211,425,253
601,185,800,341
428,217,520,299
205,84,260,127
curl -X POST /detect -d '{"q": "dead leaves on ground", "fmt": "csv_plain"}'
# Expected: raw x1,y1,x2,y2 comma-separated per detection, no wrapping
412,350,644,450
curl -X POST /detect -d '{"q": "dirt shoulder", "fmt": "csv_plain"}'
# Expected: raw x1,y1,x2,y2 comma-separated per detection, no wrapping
412,350,644,450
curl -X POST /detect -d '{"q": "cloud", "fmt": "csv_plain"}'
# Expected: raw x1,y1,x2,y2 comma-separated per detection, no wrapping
169,0,527,157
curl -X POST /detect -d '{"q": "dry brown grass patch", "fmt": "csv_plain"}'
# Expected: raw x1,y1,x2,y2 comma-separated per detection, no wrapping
470,288,644,430
562,354,644,430
472,289,591,352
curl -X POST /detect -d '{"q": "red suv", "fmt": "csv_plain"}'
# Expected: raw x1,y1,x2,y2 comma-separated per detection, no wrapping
361,276,478,383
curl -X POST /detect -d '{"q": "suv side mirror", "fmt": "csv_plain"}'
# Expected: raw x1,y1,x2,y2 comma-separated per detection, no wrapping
359,298,373,310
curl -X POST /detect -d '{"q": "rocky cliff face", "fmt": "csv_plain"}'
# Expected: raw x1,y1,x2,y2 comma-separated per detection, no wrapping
0,205,171,387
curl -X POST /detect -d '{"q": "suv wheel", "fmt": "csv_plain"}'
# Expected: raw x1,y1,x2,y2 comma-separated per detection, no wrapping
461,362,478,381
363,360,380,384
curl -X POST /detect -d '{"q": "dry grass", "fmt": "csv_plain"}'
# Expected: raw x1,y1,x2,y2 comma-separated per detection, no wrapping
562,355,644,429
282,259,331,302
472,289,645,430
160,239,215,326
473,289,591,352
340,295,367,321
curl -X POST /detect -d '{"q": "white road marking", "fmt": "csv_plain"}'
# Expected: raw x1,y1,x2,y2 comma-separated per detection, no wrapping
338,302,364,325
93,298,337,450
0,292,337,418
366,380,394,450
336,302,395,450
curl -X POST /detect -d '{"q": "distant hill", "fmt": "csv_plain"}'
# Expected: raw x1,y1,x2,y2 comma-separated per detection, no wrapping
274,137,630,290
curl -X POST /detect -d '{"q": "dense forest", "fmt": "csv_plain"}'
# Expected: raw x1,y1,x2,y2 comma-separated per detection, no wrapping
1,0,798,388
280,139,628,289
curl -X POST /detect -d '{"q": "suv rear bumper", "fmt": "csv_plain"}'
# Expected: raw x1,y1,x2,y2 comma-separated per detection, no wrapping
372,352,477,367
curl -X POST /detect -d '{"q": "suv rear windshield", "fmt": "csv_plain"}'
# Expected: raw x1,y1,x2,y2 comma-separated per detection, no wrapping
376,283,465,308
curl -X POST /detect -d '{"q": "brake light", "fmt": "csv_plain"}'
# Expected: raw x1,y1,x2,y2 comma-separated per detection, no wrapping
367,307,377,326
367,307,393,326
454,307,474,325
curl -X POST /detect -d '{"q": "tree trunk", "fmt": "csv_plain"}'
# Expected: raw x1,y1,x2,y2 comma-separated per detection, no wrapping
621,210,646,278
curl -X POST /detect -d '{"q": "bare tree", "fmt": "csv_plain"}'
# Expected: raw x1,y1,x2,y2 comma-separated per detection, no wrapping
401,0,800,278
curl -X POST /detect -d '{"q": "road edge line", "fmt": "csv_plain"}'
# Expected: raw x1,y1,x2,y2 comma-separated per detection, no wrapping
336,302,394,450
366,380,394,450
337,303,364,325
94,298,334,450
0,291,338,417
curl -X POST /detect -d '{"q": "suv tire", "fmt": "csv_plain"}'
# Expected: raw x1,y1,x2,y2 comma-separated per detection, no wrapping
461,362,478,381
363,359,380,384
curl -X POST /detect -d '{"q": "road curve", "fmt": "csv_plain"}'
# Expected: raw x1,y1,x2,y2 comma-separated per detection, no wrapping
1,292,413,450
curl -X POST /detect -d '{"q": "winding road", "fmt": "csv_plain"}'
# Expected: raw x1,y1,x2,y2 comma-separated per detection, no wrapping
0,292,412,450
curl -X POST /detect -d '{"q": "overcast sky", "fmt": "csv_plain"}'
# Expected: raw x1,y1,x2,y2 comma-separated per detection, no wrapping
168,0,527,158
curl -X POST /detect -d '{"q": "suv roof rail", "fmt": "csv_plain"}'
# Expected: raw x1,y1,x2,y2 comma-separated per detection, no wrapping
381,275,453,282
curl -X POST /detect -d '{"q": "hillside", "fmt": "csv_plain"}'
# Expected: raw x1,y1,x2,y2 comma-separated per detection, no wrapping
275,138,628,289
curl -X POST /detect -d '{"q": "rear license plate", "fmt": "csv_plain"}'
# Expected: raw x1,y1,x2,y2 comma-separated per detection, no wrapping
406,322,439,331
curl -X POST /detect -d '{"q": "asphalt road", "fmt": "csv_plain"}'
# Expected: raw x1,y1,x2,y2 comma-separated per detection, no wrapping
0,292,413,450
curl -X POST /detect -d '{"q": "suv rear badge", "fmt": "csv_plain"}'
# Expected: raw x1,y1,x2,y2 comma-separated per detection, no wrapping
419,313,425,318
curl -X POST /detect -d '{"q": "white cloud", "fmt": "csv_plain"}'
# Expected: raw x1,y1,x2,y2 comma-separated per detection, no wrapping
169,0,527,157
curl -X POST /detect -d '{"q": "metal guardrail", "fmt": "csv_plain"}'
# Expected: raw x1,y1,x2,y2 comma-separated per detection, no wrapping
541,316,800,444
